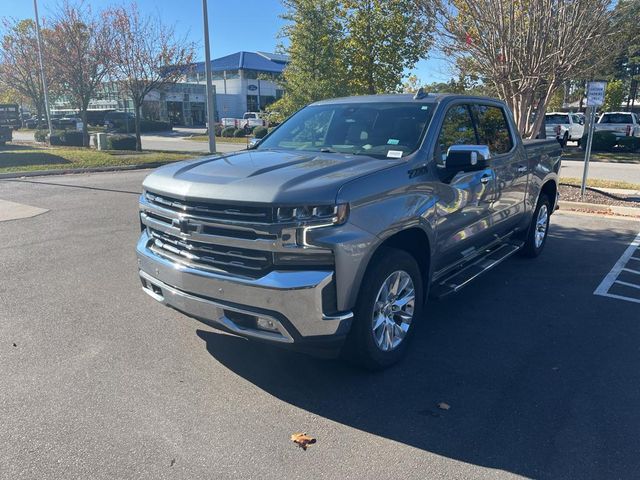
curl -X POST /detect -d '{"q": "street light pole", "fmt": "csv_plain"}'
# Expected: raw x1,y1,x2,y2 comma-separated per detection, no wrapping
202,0,217,154
33,0,53,139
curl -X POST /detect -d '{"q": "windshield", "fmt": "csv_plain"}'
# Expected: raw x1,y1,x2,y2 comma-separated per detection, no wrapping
545,114,569,125
257,102,432,158
599,113,633,124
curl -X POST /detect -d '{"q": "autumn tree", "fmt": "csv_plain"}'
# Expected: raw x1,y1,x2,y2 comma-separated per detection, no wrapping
48,2,114,146
110,3,195,151
436,0,615,137
0,19,57,125
270,0,348,117
342,0,435,94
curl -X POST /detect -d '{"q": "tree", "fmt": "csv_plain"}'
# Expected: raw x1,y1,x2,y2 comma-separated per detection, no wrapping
608,0,640,110
270,0,348,117
48,1,114,146
436,0,615,137
603,79,625,111
109,3,195,151
342,0,435,94
0,19,57,125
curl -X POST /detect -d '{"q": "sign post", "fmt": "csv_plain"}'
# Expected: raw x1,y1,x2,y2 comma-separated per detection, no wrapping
581,81,606,197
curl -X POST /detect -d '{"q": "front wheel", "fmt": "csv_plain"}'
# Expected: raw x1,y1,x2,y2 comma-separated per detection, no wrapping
346,247,423,370
520,194,551,258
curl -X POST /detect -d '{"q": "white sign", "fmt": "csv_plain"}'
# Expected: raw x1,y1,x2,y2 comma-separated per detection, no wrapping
587,81,607,107
76,121,84,132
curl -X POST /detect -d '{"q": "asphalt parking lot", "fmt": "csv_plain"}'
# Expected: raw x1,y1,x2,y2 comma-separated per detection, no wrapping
1,171,639,480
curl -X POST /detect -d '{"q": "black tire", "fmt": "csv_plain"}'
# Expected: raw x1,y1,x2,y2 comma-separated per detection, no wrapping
520,194,551,258
345,247,424,370
560,133,568,148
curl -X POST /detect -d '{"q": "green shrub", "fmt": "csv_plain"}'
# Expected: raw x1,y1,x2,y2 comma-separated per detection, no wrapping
617,136,640,152
114,120,171,133
35,129,65,143
583,131,617,152
233,128,246,138
213,124,223,137
106,134,136,150
253,126,268,139
49,131,85,147
221,126,236,137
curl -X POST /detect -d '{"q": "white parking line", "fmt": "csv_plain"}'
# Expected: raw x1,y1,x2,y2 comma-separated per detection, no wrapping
594,231,640,304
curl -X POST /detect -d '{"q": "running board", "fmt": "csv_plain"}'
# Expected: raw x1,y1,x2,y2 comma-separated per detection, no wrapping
431,242,523,299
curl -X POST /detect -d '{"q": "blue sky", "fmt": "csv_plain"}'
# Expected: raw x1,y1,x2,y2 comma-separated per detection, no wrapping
0,0,452,84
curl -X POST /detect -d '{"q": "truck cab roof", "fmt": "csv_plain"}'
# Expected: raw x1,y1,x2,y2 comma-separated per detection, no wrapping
310,93,507,106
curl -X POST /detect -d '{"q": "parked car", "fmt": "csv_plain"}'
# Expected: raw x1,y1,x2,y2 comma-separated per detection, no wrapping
545,112,584,147
136,93,561,369
58,117,82,129
24,117,47,129
595,111,640,137
0,125,12,145
221,112,267,131
104,111,135,130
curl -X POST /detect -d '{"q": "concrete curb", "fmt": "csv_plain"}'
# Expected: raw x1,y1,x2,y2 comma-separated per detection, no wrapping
0,162,175,179
558,200,640,218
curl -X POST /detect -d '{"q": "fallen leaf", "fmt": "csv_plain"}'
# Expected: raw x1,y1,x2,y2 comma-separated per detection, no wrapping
12,343,17,347
437,402,450,411
291,432,316,450
170,459,175,467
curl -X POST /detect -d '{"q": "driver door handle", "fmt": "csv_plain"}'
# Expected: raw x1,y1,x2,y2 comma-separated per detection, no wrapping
480,174,491,184
517,165,528,173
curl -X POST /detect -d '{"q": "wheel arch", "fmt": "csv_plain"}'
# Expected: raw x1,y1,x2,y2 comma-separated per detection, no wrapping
361,227,433,306
540,178,558,211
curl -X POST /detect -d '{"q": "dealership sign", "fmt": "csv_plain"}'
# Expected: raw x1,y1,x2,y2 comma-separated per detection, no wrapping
247,84,258,92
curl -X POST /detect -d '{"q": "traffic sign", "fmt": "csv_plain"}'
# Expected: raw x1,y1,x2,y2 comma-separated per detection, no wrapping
587,81,607,107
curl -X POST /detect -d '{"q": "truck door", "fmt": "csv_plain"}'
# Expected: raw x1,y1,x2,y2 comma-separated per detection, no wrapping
470,104,527,235
433,103,497,271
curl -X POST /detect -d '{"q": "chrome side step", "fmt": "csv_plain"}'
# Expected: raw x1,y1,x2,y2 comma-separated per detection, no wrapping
431,242,523,299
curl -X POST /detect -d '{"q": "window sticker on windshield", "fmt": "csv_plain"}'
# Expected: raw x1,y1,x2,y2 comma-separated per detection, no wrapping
387,150,403,158
421,105,429,110
387,139,399,145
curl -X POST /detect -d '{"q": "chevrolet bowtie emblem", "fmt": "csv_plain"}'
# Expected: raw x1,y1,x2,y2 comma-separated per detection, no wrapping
172,218,190,234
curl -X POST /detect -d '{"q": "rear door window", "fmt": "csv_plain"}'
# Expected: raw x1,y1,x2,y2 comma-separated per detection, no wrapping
600,113,633,124
472,105,514,155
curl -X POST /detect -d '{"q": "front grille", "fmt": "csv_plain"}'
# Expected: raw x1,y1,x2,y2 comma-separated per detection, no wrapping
145,191,274,224
149,228,273,278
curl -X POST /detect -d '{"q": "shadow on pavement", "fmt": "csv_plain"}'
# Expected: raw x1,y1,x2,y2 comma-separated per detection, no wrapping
0,150,72,169
196,221,640,479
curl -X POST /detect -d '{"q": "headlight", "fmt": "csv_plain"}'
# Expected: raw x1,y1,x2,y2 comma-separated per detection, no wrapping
276,203,349,225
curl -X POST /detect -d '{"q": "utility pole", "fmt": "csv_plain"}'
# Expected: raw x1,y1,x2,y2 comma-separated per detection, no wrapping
33,0,53,139
202,0,217,154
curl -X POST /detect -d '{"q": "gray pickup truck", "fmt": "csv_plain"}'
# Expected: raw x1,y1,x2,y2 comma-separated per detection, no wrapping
136,93,561,369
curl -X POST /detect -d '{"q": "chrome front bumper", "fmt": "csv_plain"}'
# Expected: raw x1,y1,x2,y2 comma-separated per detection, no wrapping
136,231,353,345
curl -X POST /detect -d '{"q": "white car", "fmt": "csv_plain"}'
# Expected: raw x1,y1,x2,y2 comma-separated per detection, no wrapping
545,112,584,147
595,112,640,138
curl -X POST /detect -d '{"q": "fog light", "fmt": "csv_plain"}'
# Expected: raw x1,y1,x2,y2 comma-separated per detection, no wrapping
256,317,279,332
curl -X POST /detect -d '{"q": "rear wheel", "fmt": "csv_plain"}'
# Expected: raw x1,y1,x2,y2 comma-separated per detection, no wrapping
520,194,551,258
346,247,423,370
560,132,568,148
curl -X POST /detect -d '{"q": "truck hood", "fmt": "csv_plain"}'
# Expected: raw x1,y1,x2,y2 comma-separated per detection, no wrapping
142,149,399,204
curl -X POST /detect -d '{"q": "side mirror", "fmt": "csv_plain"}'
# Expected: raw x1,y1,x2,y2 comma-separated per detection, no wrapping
445,145,491,171
248,137,261,149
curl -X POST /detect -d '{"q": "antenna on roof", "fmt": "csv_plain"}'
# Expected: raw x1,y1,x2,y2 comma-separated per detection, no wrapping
413,87,428,100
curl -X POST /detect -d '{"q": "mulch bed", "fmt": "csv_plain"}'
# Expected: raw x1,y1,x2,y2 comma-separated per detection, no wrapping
559,184,640,208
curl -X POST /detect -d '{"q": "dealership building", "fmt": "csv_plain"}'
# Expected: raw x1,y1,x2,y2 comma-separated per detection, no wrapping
50,51,288,126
